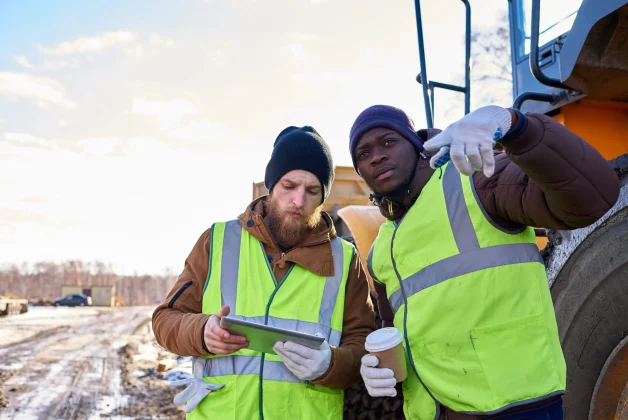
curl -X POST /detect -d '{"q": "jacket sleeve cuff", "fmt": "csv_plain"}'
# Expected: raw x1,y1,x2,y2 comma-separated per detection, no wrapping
498,109,528,146
199,316,214,356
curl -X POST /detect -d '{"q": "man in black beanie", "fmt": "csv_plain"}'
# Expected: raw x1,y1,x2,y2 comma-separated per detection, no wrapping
153,125,375,418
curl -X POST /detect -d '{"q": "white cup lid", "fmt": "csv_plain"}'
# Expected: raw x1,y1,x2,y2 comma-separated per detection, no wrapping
365,327,403,352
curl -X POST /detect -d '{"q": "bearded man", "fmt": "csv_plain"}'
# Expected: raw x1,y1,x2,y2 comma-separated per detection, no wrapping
153,125,376,419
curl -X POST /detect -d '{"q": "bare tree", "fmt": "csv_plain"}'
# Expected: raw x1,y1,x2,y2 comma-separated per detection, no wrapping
0,260,178,305
470,11,512,106
444,11,512,120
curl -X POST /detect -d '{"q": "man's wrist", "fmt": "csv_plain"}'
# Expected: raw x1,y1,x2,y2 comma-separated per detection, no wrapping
498,109,528,146
200,317,212,355
311,347,335,384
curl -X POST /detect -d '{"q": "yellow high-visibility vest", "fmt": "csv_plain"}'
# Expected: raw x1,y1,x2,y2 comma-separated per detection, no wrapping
369,162,566,419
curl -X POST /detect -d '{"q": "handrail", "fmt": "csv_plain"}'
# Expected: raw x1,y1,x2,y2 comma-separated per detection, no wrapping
513,91,561,110
529,0,569,89
462,0,471,115
414,0,433,128
414,0,471,128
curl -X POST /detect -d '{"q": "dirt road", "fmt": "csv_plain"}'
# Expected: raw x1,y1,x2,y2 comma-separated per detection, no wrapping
0,306,185,420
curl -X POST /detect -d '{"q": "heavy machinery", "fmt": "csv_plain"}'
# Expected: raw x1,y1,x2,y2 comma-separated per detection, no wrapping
410,1,628,418
254,1,628,418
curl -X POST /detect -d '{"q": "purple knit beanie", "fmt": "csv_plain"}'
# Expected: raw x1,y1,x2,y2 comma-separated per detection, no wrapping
349,105,424,171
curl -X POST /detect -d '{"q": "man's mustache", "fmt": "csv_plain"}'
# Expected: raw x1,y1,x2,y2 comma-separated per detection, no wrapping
284,208,304,217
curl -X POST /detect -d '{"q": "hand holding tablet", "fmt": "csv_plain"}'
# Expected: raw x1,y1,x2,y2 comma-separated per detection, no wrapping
219,316,325,355
203,306,249,354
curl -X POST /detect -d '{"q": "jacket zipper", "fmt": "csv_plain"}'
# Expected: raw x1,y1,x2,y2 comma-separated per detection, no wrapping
279,238,327,259
168,281,192,308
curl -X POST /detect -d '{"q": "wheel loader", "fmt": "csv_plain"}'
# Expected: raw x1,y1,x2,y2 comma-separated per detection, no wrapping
253,0,628,418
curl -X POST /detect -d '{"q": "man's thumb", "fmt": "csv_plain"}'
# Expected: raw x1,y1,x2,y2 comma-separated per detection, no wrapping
218,305,230,318
423,131,451,151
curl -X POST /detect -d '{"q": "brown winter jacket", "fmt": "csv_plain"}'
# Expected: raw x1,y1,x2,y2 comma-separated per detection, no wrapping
152,197,376,389
371,110,621,327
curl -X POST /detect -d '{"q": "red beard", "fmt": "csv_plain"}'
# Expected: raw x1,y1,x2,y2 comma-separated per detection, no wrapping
265,198,322,249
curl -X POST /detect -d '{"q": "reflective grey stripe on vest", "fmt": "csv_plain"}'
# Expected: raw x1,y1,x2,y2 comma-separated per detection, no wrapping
389,243,543,312
366,242,379,283
443,163,480,253
220,220,242,312
318,238,344,341
198,356,305,384
388,164,543,314
219,221,344,345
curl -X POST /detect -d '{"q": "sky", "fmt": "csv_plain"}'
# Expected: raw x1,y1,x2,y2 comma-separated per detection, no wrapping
1,0,512,275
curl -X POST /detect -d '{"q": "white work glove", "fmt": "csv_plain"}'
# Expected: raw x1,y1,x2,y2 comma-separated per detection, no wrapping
360,354,397,397
423,105,512,177
273,333,332,381
171,357,225,413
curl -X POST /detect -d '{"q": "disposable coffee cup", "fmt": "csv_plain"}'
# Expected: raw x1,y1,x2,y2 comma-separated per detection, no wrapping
365,327,407,382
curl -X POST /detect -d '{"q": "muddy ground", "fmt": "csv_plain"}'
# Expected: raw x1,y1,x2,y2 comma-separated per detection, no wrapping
0,306,185,420
1,306,404,419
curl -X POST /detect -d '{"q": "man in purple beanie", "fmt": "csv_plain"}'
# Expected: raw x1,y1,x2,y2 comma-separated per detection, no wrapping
350,104,619,420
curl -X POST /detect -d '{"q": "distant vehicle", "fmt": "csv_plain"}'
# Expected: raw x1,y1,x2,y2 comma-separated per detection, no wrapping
52,294,92,307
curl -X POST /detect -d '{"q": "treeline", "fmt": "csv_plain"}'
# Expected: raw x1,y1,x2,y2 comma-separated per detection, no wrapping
0,260,178,306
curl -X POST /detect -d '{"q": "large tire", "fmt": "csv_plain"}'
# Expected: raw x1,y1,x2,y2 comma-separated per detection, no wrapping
549,168,628,419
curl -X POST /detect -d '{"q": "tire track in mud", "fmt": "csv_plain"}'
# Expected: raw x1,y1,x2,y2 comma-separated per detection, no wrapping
0,327,70,351
0,307,153,420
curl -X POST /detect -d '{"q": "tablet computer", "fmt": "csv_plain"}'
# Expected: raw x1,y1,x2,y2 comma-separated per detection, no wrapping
219,316,325,355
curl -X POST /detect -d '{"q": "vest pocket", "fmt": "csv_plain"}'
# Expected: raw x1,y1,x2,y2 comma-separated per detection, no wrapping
192,377,239,419
471,313,559,407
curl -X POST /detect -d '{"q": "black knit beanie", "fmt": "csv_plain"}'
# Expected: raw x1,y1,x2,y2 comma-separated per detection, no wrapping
264,126,334,203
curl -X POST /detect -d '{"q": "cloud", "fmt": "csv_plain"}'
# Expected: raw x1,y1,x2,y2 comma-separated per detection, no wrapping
79,137,123,156
131,97,198,128
150,34,176,48
38,31,137,56
15,56,34,68
121,136,171,157
14,55,68,71
3,132,50,149
286,44,312,64
290,33,320,42
359,47,374,60
0,72,76,108
167,119,230,144
124,44,144,59
0,208,49,225
21,197,48,204
291,73,306,83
